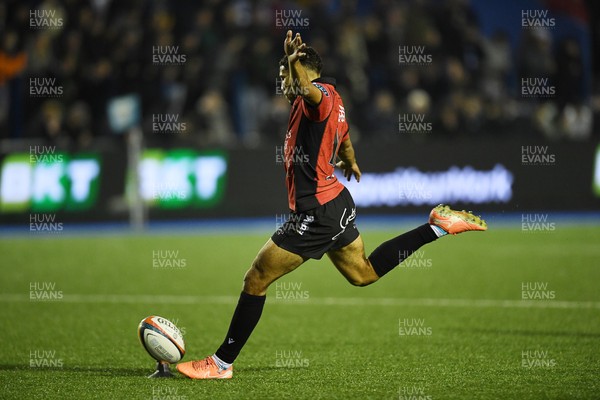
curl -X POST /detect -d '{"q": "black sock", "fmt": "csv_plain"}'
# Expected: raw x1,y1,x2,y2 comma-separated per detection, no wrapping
215,291,266,364
368,223,438,278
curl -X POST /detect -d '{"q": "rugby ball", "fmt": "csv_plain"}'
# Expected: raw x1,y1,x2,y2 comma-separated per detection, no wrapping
138,316,185,363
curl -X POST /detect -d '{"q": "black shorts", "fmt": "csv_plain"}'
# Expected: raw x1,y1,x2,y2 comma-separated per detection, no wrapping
271,187,360,259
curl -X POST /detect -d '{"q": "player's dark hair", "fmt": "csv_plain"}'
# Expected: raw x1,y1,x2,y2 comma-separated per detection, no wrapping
279,46,322,74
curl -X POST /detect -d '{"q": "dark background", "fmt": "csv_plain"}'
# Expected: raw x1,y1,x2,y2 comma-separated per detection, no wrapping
0,0,599,224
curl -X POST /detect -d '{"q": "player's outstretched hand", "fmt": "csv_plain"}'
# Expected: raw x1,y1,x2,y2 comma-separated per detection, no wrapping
336,161,361,183
284,30,307,64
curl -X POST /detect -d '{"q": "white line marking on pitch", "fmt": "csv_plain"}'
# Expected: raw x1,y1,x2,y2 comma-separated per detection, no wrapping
1,293,599,309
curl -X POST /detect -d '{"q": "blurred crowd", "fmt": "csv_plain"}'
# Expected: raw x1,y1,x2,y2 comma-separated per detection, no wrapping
0,0,596,150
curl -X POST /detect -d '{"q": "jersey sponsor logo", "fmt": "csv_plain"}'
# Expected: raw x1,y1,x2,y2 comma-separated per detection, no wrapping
312,83,329,96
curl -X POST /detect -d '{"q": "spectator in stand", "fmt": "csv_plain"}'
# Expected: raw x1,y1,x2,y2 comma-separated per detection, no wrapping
2,0,594,146
0,30,27,138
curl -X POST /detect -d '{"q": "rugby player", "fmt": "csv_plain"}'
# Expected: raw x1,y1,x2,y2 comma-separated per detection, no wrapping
177,30,487,379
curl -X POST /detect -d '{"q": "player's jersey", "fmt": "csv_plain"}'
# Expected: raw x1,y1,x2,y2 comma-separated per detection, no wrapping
283,77,349,212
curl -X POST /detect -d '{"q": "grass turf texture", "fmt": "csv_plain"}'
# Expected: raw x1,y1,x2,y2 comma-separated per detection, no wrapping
0,226,599,399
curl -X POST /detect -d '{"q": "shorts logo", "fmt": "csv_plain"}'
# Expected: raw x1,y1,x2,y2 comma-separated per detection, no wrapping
332,207,356,241
276,214,314,236
296,215,314,235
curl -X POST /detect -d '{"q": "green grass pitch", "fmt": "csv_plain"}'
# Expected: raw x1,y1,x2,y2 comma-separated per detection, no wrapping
1,225,599,399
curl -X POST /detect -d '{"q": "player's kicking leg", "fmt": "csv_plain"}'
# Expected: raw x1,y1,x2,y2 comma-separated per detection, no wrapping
177,239,306,379
328,204,487,285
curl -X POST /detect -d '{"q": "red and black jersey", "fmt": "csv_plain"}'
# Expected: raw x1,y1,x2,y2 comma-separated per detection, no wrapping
283,77,349,212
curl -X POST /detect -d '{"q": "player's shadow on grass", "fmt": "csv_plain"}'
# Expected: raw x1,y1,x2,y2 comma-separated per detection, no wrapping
0,364,151,377
239,366,307,373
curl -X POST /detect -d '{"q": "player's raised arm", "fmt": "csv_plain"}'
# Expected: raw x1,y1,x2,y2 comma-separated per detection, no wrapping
284,30,323,106
336,138,361,182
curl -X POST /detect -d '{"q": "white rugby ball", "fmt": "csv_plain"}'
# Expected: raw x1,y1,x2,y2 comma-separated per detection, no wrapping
138,316,185,363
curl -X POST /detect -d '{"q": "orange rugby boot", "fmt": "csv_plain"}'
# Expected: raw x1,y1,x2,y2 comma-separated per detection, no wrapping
177,356,233,379
429,204,487,235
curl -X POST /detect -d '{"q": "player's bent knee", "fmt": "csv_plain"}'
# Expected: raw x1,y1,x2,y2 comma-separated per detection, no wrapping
243,259,270,294
242,272,266,295
244,265,263,286
347,274,378,287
